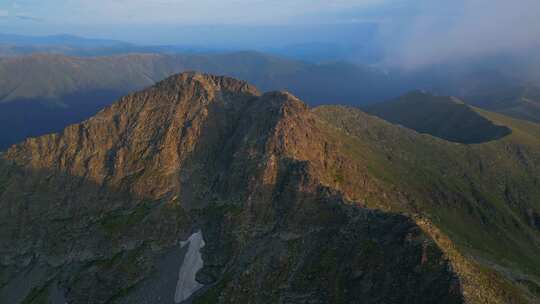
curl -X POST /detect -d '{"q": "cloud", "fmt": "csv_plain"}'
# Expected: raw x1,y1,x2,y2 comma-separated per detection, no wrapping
16,14,42,22
0,10,8,17
382,0,540,69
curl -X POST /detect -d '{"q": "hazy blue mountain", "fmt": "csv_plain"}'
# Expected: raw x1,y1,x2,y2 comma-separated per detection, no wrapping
464,85,540,123
0,52,404,150
0,33,130,48
0,32,228,58
0,31,378,64
0,49,538,150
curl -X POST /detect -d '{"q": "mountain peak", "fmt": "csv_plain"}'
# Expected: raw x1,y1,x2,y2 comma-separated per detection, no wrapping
4,72,307,201
154,71,261,98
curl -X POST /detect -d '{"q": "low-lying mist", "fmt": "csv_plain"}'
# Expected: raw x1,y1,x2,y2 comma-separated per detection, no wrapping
380,0,540,82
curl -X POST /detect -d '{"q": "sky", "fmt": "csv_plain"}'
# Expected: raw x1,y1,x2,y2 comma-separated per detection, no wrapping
1,0,539,70
0,0,393,27
0,0,395,48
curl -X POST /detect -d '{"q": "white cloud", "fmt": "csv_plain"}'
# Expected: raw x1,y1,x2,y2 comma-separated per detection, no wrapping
383,0,540,69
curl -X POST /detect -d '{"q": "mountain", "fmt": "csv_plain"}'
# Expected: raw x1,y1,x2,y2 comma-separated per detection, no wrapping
0,26,378,64
0,33,130,48
0,39,223,58
315,104,540,302
364,91,512,144
0,72,539,303
0,33,136,57
0,54,181,102
0,53,178,150
264,41,381,64
3,51,538,151
0,52,393,105
381,55,540,124
465,85,540,123
0,53,397,150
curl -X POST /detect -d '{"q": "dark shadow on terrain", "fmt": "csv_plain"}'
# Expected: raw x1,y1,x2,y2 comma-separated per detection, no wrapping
464,85,540,124
0,152,465,304
168,95,465,304
0,70,409,152
364,91,512,144
0,90,124,150
0,156,194,303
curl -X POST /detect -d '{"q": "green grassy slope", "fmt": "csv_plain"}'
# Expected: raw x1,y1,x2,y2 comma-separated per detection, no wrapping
314,105,540,301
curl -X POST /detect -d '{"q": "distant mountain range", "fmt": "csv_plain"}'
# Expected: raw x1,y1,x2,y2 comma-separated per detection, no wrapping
0,52,397,104
0,32,378,63
466,85,540,124
0,52,398,149
0,33,221,58
1,72,538,303
0,48,539,150
0,33,130,48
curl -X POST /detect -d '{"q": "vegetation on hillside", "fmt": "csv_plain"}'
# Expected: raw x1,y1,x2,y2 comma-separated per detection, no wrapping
314,104,540,302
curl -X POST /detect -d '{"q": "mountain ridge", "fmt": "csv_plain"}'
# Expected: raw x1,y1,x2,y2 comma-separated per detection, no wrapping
2,52,539,151
364,91,512,143
0,72,466,303
466,85,540,124
0,52,395,150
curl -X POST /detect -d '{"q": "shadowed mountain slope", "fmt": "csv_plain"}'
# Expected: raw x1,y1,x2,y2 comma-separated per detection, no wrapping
466,85,540,124
315,104,540,302
0,72,539,303
363,91,512,144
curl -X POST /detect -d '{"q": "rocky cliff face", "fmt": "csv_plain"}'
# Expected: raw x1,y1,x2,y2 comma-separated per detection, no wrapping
0,72,533,303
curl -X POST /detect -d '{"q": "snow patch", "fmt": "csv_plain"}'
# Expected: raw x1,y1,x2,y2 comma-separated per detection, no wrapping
174,230,205,303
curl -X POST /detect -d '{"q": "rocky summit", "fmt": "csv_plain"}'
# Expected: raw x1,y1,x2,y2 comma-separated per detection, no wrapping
0,72,539,303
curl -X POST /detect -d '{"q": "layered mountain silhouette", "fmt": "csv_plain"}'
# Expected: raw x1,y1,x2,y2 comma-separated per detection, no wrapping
0,33,133,57
0,53,394,150
2,52,538,150
1,72,539,303
465,85,540,124
0,53,392,105
364,91,512,143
